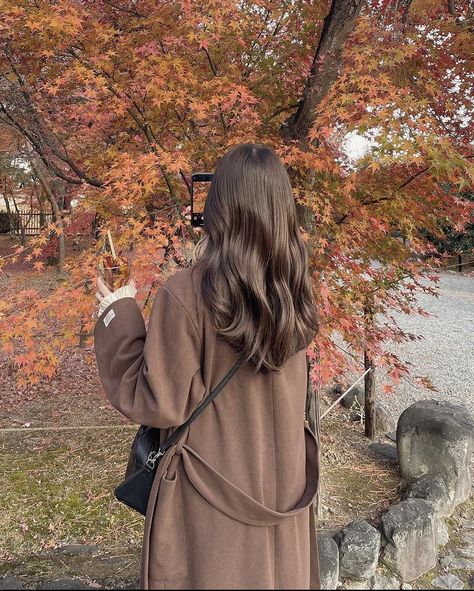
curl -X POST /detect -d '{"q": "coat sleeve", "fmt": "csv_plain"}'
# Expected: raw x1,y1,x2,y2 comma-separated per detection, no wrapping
93,286,204,428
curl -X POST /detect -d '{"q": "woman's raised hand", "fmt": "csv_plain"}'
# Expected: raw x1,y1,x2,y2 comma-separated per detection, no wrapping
95,274,136,304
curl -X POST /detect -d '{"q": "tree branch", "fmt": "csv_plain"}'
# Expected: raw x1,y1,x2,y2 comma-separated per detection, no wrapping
101,0,147,18
262,102,299,125
1,53,103,187
335,154,474,225
280,0,366,148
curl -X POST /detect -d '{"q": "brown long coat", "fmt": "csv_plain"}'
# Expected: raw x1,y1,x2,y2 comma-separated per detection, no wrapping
94,262,321,589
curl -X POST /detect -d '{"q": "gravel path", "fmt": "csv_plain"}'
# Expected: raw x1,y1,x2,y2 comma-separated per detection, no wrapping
374,269,474,421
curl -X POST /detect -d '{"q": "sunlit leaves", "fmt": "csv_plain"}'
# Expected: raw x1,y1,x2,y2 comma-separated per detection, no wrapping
0,0,472,393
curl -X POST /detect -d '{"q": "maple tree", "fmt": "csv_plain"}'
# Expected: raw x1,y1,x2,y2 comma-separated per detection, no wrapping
422,188,474,260
0,0,472,395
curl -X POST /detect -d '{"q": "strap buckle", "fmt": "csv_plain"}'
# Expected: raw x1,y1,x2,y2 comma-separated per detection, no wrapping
145,448,165,471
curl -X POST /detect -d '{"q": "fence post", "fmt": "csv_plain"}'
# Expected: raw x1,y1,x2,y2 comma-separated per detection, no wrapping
363,293,376,440
79,278,93,348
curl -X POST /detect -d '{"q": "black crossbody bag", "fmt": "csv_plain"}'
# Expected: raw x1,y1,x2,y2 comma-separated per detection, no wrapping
114,353,246,515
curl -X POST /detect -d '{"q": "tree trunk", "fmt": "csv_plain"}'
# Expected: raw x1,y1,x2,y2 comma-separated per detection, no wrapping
364,293,376,440
2,177,12,214
12,195,26,245
30,160,66,273
364,348,376,440
280,0,366,148
279,0,366,235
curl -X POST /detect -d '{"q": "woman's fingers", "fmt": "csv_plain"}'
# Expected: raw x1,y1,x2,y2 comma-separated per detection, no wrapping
183,204,203,232
97,274,112,296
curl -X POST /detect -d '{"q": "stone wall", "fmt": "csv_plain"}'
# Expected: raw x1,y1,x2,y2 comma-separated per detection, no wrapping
318,400,474,590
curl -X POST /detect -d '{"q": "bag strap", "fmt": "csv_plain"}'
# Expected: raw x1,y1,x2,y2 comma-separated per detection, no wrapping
158,352,246,456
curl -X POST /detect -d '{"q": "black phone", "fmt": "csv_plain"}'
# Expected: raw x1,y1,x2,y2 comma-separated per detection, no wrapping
191,172,213,227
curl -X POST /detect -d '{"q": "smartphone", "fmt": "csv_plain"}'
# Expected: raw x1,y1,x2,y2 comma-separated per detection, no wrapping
191,172,213,227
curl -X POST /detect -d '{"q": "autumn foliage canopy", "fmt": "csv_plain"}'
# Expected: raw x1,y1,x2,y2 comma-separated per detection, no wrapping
0,0,472,392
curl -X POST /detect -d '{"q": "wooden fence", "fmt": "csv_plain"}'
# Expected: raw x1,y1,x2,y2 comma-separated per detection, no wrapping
0,210,54,236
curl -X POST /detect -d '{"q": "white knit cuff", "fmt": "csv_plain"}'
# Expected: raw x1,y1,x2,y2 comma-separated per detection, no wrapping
98,284,137,317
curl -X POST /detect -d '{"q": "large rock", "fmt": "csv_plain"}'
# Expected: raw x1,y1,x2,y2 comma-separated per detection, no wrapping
340,385,364,409
440,553,474,570
435,518,450,546
36,581,96,590
54,544,99,556
334,520,381,580
369,442,398,462
380,498,437,582
115,582,140,590
340,579,370,589
397,400,474,514
317,535,339,590
375,402,396,435
403,474,452,518
370,571,401,589
431,574,465,589
0,577,24,590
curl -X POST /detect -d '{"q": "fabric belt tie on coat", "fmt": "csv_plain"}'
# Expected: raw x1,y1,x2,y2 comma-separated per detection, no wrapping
180,426,319,527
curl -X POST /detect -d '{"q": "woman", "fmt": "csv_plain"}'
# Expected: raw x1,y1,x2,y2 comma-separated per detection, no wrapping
94,143,321,589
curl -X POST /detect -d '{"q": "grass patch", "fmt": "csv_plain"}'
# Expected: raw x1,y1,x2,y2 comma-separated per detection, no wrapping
0,428,144,560
317,408,405,530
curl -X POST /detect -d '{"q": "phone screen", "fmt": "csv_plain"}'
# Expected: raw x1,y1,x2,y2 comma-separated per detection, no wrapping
192,181,209,214
191,173,213,227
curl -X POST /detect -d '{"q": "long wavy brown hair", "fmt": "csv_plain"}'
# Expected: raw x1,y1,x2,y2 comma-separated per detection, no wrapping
192,143,319,374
